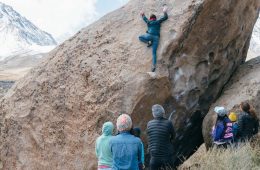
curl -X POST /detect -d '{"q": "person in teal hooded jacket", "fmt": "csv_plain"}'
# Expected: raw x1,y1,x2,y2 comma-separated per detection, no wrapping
95,122,114,170
139,6,168,72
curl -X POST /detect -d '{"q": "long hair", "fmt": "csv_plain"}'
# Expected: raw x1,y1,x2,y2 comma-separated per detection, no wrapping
240,102,258,120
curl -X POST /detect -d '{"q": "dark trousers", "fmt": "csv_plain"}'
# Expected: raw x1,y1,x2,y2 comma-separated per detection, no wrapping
149,156,175,170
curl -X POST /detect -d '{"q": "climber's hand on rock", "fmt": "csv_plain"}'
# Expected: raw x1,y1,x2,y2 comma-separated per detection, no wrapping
140,11,144,16
163,6,168,13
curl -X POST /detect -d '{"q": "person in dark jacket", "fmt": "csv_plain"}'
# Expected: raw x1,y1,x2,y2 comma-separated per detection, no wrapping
146,104,175,170
237,102,259,141
139,6,168,72
212,106,234,147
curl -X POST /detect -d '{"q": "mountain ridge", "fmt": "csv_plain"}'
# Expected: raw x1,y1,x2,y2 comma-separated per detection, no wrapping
0,2,57,60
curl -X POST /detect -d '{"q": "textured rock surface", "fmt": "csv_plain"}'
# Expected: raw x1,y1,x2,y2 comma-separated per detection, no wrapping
0,0,259,169
203,56,260,148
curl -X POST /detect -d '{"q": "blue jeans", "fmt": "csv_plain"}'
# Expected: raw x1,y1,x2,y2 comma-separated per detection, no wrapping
139,34,159,66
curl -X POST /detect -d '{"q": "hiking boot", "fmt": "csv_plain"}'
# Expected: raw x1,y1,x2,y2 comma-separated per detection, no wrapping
151,65,156,72
147,41,152,47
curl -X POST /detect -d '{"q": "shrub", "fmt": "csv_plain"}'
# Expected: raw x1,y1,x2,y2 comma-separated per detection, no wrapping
178,141,260,170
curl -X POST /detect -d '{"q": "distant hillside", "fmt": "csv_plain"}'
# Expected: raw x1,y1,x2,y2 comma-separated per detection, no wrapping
0,2,56,61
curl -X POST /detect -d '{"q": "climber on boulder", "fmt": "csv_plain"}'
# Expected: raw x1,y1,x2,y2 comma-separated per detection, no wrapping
139,5,168,72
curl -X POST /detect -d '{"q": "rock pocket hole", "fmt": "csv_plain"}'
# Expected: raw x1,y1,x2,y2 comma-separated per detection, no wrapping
209,52,215,63
209,69,220,83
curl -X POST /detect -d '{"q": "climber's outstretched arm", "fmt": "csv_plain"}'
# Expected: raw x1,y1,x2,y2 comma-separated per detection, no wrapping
157,6,169,23
158,12,168,23
140,12,149,23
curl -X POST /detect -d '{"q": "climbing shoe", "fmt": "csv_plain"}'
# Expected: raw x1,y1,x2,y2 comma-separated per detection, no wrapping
151,65,156,72
147,41,152,47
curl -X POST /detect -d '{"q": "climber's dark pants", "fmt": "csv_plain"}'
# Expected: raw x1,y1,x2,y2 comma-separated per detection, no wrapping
149,156,175,170
139,33,159,66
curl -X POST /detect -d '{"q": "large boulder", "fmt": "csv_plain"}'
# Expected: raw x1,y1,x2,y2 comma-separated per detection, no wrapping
0,0,259,169
203,56,260,148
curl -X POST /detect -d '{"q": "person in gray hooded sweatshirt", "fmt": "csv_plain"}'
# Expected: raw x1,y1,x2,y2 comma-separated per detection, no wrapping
95,122,114,170
146,104,176,170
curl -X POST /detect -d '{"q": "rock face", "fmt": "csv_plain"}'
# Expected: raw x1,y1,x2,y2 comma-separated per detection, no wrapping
0,0,259,169
203,56,260,148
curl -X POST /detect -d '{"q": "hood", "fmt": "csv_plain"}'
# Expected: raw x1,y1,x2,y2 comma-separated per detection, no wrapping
214,106,228,117
102,122,114,136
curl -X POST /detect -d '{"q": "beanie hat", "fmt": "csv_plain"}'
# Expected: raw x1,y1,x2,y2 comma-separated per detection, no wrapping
214,106,228,117
132,127,141,137
228,112,237,122
116,114,132,132
152,104,165,118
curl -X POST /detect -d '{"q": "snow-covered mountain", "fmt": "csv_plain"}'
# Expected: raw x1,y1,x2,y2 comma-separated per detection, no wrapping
0,2,57,61
248,15,260,60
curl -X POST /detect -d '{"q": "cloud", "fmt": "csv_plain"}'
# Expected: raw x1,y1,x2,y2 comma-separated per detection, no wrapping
117,0,129,5
1,0,98,42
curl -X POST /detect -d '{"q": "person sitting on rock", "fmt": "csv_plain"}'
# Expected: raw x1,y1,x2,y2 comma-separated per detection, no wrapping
212,106,234,147
139,6,168,72
110,114,142,170
146,104,176,170
228,112,239,141
95,122,114,170
131,127,145,170
237,102,259,142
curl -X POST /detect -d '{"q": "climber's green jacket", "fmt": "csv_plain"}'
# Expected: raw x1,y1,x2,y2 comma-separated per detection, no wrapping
142,12,168,37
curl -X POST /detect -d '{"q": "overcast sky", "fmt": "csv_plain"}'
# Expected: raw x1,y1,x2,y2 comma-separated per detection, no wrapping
1,0,129,42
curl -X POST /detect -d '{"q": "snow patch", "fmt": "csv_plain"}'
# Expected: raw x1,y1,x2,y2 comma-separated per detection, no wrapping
0,2,56,61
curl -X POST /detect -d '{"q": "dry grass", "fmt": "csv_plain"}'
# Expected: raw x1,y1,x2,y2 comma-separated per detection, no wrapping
178,141,260,170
